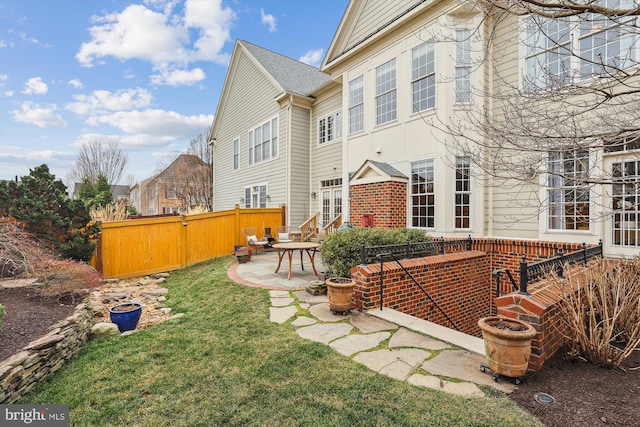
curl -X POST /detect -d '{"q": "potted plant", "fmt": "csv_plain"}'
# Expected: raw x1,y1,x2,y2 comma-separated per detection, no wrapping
478,316,537,383
235,246,250,263
109,302,143,332
325,277,355,314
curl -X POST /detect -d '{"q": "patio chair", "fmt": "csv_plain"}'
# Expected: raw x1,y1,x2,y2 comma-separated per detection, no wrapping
242,227,272,253
274,226,294,243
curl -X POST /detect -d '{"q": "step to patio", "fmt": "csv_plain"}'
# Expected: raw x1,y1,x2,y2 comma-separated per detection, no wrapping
367,308,486,357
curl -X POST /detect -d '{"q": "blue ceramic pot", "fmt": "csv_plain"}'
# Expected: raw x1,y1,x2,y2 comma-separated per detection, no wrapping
109,302,142,332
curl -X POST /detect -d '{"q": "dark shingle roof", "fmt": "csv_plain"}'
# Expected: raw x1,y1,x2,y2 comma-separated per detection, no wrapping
240,40,332,96
369,160,407,179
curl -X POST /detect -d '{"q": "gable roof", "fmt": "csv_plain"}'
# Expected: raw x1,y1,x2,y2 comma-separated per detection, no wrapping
209,39,332,143
240,40,332,96
322,0,430,70
350,160,408,185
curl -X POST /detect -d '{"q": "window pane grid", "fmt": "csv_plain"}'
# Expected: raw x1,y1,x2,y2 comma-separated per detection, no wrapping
248,117,278,166
455,30,471,104
547,150,590,230
612,160,639,247
375,59,397,125
411,42,435,112
455,157,471,229
411,160,435,228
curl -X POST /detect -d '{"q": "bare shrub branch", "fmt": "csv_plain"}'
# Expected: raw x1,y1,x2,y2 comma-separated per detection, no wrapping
552,257,640,368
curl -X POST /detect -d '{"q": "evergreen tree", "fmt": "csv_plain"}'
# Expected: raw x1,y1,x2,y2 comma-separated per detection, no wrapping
0,164,99,261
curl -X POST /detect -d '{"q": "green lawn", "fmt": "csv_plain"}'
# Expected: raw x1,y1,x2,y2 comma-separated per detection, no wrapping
22,257,542,426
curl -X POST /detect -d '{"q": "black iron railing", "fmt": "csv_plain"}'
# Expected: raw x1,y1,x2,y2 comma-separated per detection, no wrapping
360,236,472,265
493,241,603,297
376,252,460,331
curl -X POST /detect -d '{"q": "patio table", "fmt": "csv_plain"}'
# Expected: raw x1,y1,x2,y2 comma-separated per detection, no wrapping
272,242,320,280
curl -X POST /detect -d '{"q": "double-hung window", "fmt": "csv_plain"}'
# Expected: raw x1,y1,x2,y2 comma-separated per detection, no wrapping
524,17,572,90
375,59,397,125
547,149,590,231
248,116,278,165
348,76,364,134
455,156,471,229
411,160,435,228
454,30,472,104
411,41,435,112
233,137,239,171
318,111,342,145
579,0,637,78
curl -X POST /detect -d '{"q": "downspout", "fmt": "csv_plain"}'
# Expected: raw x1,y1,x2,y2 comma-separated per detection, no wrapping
287,94,293,224
486,17,494,237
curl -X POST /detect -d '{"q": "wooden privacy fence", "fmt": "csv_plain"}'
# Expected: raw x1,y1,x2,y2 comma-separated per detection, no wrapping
94,205,285,279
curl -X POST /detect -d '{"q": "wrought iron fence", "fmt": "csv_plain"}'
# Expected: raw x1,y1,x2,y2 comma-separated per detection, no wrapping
359,236,472,265
494,241,603,297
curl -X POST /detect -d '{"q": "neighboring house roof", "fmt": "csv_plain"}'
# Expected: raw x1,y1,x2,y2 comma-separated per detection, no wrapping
111,185,130,200
72,182,130,199
240,40,332,97
154,154,208,182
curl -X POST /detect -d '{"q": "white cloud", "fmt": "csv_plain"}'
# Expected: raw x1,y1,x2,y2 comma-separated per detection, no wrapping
82,109,213,147
11,101,67,128
68,79,83,89
0,74,7,87
22,77,48,95
4,91,14,97
66,88,153,115
260,9,276,33
299,48,324,67
150,67,205,86
76,0,235,83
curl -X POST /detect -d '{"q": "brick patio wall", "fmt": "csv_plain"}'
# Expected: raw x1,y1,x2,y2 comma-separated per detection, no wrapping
348,238,599,371
351,251,491,336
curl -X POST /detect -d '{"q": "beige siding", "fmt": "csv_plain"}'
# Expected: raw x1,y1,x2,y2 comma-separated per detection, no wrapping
289,104,312,229
344,0,420,53
310,87,343,219
214,50,286,211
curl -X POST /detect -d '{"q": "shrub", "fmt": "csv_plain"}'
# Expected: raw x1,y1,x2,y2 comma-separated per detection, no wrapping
320,227,431,278
552,256,640,368
0,303,5,333
38,258,103,303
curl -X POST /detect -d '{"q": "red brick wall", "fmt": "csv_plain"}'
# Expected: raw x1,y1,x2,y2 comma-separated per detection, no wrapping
350,181,406,228
347,238,600,371
351,251,491,336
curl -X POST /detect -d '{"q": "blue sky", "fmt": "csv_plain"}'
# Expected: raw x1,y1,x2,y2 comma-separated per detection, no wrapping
0,0,348,186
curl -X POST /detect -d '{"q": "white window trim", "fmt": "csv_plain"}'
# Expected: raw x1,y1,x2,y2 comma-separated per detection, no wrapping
233,137,239,171
410,41,436,114
545,149,593,233
375,58,398,126
520,9,639,91
453,156,472,230
411,158,436,229
318,110,343,146
243,183,268,208
454,29,472,105
348,75,364,135
248,115,278,166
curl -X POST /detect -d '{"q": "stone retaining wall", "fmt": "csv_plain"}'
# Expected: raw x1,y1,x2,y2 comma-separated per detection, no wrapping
0,302,93,403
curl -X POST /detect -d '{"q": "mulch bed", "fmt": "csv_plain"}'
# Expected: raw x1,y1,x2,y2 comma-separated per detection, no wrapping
1,285,638,426
0,286,77,361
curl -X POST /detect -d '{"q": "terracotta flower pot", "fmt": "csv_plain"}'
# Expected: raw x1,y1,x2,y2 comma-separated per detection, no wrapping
478,316,537,379
326,277,355,314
